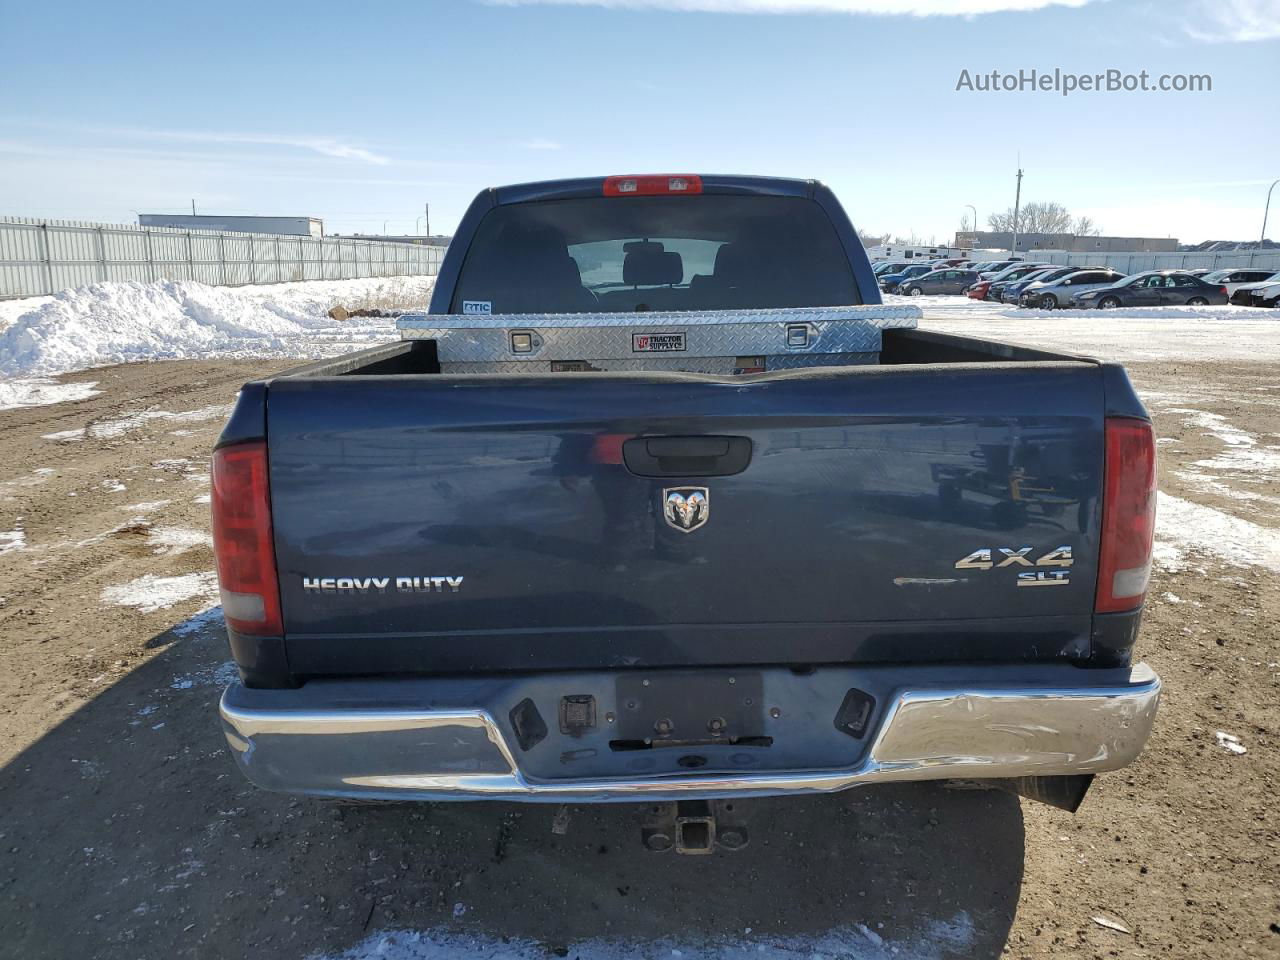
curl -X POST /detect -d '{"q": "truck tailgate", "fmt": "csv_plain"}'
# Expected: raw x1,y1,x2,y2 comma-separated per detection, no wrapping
266,363,1104,675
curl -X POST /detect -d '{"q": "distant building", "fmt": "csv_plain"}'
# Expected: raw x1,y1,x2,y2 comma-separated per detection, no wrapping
331,234,451,247
954,231,1178,254
138,214,323,238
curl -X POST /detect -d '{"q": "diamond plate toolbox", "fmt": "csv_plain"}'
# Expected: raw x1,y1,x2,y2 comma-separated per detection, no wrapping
397,305,921,373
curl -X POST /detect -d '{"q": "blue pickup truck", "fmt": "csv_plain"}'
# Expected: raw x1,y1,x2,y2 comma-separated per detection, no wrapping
213,175,1160,849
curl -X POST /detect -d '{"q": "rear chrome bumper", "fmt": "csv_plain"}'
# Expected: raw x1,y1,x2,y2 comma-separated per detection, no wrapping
219,663,1160,803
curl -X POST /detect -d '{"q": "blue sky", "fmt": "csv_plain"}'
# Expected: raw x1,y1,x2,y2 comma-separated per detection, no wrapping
2,0,1278,243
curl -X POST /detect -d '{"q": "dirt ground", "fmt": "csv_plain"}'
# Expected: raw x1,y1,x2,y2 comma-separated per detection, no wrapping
0,354,1276,959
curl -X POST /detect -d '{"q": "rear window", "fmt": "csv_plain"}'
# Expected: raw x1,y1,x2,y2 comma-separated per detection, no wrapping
450,195,859,314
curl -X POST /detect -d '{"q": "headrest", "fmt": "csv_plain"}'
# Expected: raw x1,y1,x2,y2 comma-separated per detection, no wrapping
712,242,765,282
624,249,683,286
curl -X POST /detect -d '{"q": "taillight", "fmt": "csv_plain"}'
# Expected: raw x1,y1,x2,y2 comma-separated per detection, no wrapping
603,174,703,197
211,441,282,635
1095,418,1156,613
1218,286,1228,297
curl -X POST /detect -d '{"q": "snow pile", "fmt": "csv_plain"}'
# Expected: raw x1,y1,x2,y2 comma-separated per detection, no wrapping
0,377,100,411
0,276,434,378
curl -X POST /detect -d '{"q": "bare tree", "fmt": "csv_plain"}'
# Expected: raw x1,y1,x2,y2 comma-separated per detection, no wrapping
1072,215,1103,236
959,212,977,233
987,201,1075,235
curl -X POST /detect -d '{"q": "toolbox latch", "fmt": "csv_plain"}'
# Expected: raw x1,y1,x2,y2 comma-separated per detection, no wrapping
785,323,812,349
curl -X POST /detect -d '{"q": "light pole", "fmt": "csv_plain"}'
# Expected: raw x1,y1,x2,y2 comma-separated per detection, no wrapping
1261,178,1280,244
965,204,978,240
1011,166,1024,254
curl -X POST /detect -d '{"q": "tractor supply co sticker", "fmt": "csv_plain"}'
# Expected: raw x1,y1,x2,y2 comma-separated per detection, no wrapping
632,332,687,353
462,300,493,315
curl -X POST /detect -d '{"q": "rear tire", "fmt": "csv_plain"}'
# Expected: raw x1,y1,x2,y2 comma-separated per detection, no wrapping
1187,296,1208,306
1098,296,1121,309
1040,295,1057,310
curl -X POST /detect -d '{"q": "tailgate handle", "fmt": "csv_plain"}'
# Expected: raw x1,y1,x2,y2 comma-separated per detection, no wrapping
623,436,752,478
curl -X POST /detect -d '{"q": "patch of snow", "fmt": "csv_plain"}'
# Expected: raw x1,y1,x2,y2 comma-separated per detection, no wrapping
1176,471,1280,507
171,605,223,637
1214,731,1246,755
0,276,433,377
192,493,211,505
1154,493,1280,571
42,404,231,442
120,500,171,512
0,527,26,554
101,478,127,493
308,913,976,960
905,295,1280,363
101,572,218,613
1168,409,1280,476
0,468,55,500
169,660,238,690
147,526,212,556
0,377,100,410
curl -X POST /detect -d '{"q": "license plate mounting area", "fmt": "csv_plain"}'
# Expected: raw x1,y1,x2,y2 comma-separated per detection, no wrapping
614,672,765,748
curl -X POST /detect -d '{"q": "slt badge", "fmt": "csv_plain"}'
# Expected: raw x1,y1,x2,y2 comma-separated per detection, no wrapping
663,487,709,533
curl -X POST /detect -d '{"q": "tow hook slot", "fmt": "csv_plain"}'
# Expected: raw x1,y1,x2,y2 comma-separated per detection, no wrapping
640,800,750,855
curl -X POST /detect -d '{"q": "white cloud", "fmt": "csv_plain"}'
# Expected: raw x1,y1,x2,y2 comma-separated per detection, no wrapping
521,137,564,150
143,130,391,165
1181,0,1280,42
486,0,1094,14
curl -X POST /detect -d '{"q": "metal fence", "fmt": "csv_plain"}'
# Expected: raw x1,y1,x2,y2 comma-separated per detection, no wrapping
1034,248,1280,274
0,217,446,300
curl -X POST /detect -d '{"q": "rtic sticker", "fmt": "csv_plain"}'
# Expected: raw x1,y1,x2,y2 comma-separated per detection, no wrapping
632,332,686,353
462,300,492,315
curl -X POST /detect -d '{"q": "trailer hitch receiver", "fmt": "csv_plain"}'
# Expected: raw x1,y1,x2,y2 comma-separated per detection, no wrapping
641,800,750,854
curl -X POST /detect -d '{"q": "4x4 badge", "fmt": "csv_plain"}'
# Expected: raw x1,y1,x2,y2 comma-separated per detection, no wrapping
663,487,709,533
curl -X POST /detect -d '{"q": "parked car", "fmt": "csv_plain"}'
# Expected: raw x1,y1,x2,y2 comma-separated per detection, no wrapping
1246,280,1280,307
978,260,1038,281
976,263,1051,299
900,268,981,296
1000,266,1094,304
967,279,994,300
1200,269,1279,297
1071,271,1229,309
214,172,1161,830
990,266,1059,303
880,263,935,293
1020,268,1129,310
873,260,912,276
1228,273,1280,306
